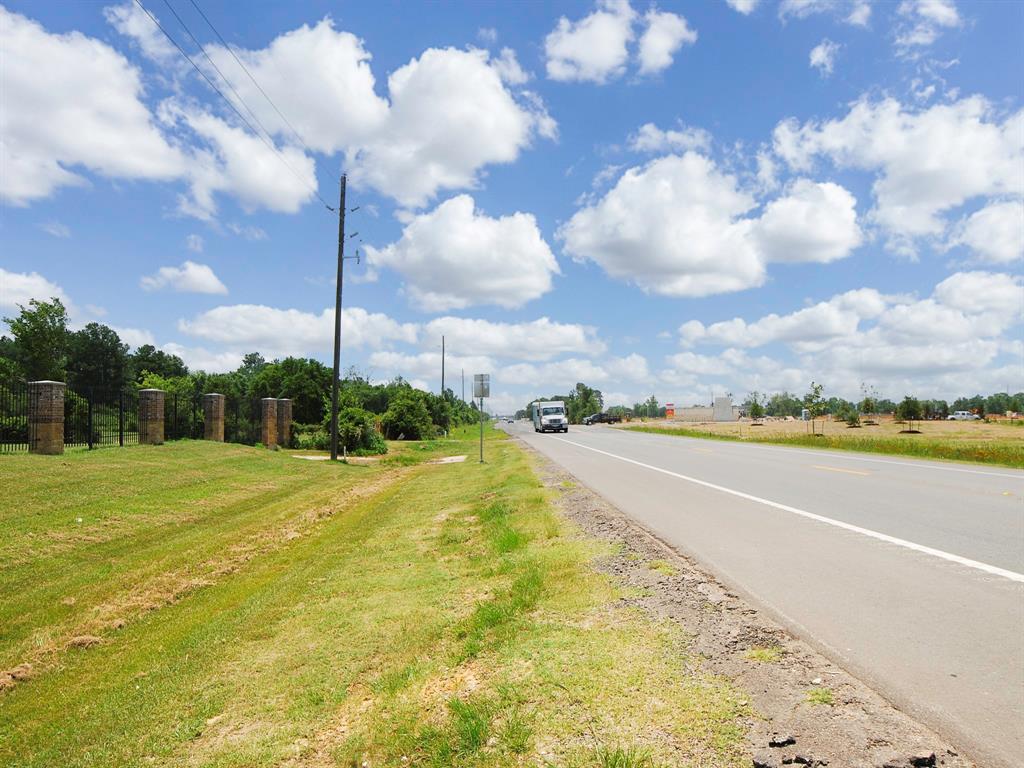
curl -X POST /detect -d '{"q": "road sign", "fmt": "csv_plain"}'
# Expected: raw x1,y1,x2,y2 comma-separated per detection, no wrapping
474,373,490,463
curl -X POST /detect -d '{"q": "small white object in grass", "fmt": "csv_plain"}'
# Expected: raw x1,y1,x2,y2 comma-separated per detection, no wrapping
75,517,83,523
428,455,468,464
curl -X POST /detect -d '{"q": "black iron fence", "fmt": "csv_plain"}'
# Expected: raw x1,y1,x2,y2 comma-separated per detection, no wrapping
64,386,140,449
0,379,28,454
0,380,268,453
225,393,260,445
165,392,203,441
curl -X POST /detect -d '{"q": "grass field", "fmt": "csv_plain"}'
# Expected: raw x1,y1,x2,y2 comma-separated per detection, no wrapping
623,416,1024,468
0,428,748,767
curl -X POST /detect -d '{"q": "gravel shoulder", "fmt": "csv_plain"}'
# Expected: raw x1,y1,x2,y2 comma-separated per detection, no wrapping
520,439,977,768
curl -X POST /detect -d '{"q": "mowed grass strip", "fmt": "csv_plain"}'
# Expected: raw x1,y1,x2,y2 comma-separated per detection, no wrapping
0,431,749,767
624,424,1024,467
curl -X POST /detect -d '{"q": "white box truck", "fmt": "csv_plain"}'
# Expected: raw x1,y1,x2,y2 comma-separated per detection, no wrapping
532,401,568,433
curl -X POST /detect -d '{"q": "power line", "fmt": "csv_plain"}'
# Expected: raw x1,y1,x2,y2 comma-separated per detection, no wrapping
159,0,280,155
132,0,336,212
185,0,320,161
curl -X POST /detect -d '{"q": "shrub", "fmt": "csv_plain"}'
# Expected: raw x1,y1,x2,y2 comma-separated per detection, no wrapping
0,415,28,443
294,408,388,455
381,392,435,440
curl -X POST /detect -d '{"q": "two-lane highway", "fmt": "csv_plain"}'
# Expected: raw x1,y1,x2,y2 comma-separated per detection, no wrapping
505,422,1024,767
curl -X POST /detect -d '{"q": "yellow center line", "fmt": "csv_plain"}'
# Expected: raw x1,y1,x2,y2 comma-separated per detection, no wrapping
812,464,871,476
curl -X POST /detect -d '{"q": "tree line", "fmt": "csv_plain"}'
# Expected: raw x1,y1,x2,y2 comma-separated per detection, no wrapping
1,298,484,454
514,378,1022,426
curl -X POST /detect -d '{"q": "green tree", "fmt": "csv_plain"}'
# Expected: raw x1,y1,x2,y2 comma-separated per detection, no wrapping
381,390,434,440
749,399,765,421
895,395,923,431
566,381,602,423
803,381,825,434
129,345,188,381
743,391,766,420
66,323,128,389
766,391,802,418
252,357,332,424
3,298,69,381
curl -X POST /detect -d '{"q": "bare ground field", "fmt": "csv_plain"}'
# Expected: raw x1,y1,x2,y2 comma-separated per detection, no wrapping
620,416,1024,467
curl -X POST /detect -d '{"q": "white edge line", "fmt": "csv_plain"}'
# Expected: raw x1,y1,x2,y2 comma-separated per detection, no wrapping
619,428,1024,479
552,436,1024,584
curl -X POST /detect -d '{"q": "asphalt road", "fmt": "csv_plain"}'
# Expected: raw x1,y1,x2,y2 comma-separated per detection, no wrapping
503,421,1024,768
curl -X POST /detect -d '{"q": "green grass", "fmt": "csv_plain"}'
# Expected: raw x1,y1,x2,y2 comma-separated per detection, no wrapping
805,687,834,706
743,646,784,663
624,425,1024,468
647,560,678,577
0,429,749,767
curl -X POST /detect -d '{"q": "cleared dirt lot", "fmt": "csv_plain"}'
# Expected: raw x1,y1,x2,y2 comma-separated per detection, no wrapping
628,415,1022,442
619,416,1024,467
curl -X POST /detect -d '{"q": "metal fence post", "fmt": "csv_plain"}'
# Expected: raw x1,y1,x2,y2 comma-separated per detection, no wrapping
173,393,179,440
87,388,94,450
119,390,125,447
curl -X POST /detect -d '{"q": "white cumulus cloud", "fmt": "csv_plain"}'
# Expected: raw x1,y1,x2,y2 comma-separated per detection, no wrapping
628,122,710,153
637,9,697,75
725,0,760,14
948,201,1024,264
0,6,186,206
178,304,418,359
560,154,862,297
545,0,637,83
809,39,840,76
0,268,72,311
365,195,559,311
773,96,1024,254
752,179,862,263
423,317,604,361
140,261,228,295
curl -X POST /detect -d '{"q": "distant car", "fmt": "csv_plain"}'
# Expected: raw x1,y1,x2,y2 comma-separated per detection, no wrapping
947,411,981,421
583,412,622,425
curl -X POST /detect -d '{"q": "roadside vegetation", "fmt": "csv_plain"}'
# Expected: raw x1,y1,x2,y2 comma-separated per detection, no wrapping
624,419,1024,468
0,428,749,767
0,298,485,455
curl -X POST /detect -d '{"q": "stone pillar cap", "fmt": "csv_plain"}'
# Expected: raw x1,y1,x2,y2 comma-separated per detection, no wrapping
261,397,278,402
277,397,292,402
139,388,165,392
29,380,66,385
204,392,224,397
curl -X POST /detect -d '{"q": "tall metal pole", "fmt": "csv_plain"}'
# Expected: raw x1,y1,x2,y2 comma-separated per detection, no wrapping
441,335,445,396
479,396,484,463
461,369,465,402
329,174,347,461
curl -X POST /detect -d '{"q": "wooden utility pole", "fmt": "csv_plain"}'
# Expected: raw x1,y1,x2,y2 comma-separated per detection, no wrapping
329,174,347,461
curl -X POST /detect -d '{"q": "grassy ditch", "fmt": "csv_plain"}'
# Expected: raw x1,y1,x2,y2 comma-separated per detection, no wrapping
0,429,748,767
624,424,1024,468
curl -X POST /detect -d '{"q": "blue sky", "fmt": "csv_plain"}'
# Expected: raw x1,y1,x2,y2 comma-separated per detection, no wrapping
2,0,1022,414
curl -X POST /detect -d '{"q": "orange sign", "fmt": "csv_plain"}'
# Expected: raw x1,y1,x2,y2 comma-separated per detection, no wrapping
665,403,675,417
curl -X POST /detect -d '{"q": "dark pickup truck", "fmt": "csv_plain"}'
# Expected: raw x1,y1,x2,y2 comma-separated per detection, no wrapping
582,412,622,425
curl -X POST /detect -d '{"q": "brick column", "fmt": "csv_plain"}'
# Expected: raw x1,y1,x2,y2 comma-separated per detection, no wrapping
139,389,165,445
203,393,225,442
276,399,292,447
260,398,277,448
28,380,65,455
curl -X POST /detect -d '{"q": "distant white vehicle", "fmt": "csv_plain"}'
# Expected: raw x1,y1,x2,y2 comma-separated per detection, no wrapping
947,410,981,421
532,401,568,433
